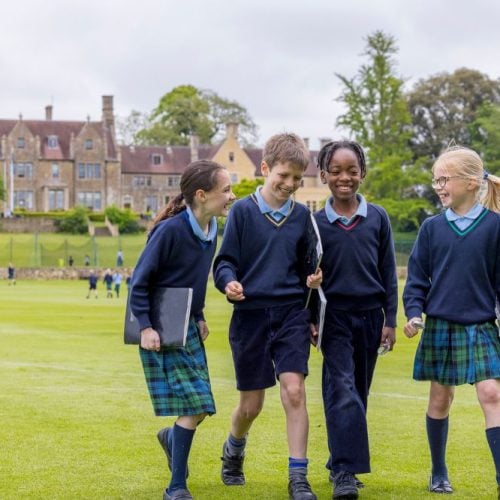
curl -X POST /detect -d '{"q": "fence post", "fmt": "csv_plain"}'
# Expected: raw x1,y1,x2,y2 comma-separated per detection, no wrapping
92,235,98,266
9,237,13,262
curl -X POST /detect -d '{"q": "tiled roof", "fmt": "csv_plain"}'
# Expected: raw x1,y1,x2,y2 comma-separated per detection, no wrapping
0,119,118,160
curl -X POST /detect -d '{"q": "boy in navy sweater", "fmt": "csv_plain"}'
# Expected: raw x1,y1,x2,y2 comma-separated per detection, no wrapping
214,133,322,500
314,140,397,499
403,146,500,497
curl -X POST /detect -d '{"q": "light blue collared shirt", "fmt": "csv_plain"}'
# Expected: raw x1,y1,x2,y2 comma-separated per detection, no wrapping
325,194,368,225
186,207,217,242
254,186,292,222
446,203,484,231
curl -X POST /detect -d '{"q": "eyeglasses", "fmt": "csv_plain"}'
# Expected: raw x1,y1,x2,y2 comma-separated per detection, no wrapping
431,176,464,188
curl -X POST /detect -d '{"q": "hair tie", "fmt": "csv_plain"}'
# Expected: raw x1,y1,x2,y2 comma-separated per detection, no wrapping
483,170,489,180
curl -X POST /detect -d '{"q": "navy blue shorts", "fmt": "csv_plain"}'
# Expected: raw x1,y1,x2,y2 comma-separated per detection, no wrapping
229,302,311,391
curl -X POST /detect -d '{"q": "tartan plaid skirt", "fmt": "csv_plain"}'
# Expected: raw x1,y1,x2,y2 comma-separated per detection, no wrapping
413,317,500,385
139,320,216,416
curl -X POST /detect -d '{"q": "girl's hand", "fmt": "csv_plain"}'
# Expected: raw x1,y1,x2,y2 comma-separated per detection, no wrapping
404,317,423,338
140,327,161,351
225,281,245,301
307,268,323,289
197,320,209,341
310,323,319,346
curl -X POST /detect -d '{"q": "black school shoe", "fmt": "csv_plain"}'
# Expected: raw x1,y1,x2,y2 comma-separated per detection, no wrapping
221,441,245,485
428,475,453,494
288,474,317,500
329,470,364,489
157,427,189,478
332,471,359,499
163,488,193,500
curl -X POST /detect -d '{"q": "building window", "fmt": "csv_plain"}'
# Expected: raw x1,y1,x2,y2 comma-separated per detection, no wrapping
48,135,59,149
133,176,152,187
164,196,170,204
145,196,158,213
77,191,101,210
123,195,132,210
49,189,64,210
14,163,33,179
152,154,162,165
229,152,235,162
85,139,93,150
306,201,317,212
230,173,238,184
17,137,25,149
51,164,59,179
167,175,181,188
14,190,34,209
78,163,101,179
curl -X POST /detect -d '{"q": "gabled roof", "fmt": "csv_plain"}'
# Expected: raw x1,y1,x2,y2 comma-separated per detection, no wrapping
0,119,117,160
120,144,221,174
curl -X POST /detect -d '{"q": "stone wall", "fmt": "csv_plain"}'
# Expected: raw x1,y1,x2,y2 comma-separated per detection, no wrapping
0,217,57,233
0,267,133,280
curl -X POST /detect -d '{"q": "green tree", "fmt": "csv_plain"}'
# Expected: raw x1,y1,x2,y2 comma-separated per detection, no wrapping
232,178,264,200
335,31,427,201
470,102,500,176
407,68,500,161
135,85,257,146
115,110,150,145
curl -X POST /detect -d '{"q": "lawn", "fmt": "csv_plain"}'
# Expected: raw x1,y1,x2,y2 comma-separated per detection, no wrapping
0,280,496,499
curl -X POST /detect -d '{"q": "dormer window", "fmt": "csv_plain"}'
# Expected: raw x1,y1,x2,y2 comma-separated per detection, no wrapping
17,137,25,149
48,135,59,149
152,154,162,165
85,139,93,150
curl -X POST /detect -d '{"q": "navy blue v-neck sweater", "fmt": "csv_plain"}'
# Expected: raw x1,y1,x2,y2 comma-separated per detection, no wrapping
403,210,500,325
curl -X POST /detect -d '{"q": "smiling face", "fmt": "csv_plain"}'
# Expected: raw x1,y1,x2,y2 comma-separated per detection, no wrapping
260,160,304,208
202,169,236,217
320,147,363,203
432,162,476,214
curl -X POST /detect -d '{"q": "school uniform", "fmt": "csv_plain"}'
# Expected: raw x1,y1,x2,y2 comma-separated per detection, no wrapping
314,195,398,474
213,188,315,391
130,208,217,416
404,205,500,385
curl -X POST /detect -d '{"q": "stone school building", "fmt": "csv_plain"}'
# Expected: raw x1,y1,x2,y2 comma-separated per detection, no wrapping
0,96,328,216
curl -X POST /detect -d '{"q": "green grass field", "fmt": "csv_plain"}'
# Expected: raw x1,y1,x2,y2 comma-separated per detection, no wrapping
0,280,496,499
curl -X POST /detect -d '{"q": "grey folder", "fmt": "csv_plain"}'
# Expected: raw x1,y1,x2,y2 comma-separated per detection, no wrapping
124,287,193,347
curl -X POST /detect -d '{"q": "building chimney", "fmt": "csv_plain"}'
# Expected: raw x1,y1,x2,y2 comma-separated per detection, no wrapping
319,137,332,150
102,95,115,128
226,122,239,140
45,105,53,121
190,135,199,162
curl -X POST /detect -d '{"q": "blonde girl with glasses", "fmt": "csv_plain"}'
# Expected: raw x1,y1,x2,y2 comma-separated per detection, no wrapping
403,146,500,496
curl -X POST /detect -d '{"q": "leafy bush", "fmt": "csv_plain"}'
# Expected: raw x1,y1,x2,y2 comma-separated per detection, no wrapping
54,206,89,234
104,206,143,234
375,198,435,233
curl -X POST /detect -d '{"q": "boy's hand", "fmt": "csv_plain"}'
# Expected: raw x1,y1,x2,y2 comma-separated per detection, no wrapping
225,281,245,301
140,327,161,351
310,323,319,346
306,268,322,289
197,320,209,341
380,326,396,351
404,317,423,338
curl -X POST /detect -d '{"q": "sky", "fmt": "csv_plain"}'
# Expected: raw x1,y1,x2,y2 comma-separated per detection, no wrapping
2,0,500,149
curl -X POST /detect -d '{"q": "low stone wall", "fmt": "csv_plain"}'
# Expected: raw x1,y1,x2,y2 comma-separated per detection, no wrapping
0,267,133,280
0,217,57,233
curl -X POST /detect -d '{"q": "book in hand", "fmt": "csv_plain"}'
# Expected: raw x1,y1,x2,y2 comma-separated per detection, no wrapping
315,286,327,351
305,212,323,308
124,287,193,347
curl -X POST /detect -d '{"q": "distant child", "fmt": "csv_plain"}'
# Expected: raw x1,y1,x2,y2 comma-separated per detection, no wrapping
7,263,16,285
130,160,235,500
84,254,90,266
103,269,114,298
213,133,322,500
86,270,98,299
116,249,124,267
314,140,397,499
403,146,500,496
113,270,123,298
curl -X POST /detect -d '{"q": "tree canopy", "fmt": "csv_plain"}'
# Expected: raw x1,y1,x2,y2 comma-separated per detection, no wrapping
120,85,258,147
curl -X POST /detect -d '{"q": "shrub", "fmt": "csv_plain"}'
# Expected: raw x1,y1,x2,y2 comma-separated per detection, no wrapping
104,206,143,234
54,206,89,234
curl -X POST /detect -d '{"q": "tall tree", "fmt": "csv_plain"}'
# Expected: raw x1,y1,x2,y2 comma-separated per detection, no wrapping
407,68,500,160
470,102,500,175
335,31,423,201
131,85,257,146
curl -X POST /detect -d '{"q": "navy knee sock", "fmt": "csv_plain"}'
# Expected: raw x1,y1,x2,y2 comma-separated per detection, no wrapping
486,426,500,485
426,414,449,479
168,423,195,493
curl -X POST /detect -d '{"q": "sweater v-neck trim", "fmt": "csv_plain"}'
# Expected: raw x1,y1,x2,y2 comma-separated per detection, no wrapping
445,207,489,236
334,215,362,231
250,193,295,227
